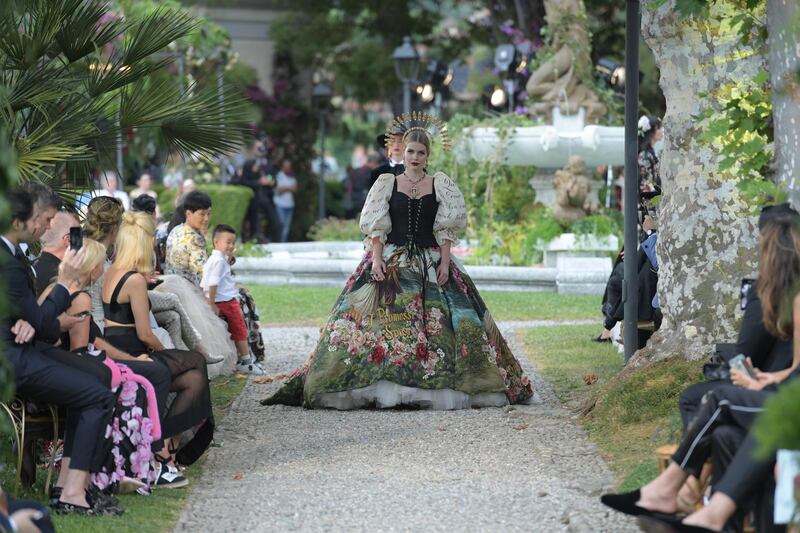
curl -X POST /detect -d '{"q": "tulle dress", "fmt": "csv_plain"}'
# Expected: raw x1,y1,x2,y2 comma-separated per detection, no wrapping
263,172,533,410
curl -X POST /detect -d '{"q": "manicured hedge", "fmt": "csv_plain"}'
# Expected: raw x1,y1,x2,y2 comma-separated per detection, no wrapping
155,184,253,235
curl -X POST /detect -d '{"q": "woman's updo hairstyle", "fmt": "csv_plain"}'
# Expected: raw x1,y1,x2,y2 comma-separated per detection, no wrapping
403,130,431,155
113,211,156,273
84,196,124,242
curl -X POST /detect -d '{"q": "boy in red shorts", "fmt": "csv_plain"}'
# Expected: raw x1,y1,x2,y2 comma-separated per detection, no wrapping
201,224,264,375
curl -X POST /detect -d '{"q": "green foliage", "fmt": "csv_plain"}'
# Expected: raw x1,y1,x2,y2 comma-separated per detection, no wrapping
307,217,362,242
0,0,249,195
158,184,253,236
754,379,800,457
694,69,776,208
235,241,268,258
0,127,16,434
468,207,563,266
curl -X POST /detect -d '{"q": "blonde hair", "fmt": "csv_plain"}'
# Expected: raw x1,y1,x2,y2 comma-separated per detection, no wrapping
53,238,106,287
113,211,155,273
84,196,124,242
76,238,106,277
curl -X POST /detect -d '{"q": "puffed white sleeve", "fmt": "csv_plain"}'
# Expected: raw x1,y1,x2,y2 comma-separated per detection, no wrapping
359,173,395,249
432,172,467,245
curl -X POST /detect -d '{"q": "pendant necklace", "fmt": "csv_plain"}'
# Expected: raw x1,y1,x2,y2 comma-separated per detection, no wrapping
404,172,425,199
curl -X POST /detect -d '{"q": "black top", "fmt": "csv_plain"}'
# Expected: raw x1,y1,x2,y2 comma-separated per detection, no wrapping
103,271,149,325
34,251,61,296
386,178,439,248
59,291,100,350
240,158,275,198
735,282,793,372
369,162,404,190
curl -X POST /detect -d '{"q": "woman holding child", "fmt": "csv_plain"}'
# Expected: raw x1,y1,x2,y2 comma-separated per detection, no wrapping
263,112,533,409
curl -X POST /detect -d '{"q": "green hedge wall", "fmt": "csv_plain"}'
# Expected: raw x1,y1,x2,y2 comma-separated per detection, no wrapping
155,184,253,235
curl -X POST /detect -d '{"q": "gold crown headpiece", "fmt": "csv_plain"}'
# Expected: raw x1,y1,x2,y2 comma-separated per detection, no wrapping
385,111,451,153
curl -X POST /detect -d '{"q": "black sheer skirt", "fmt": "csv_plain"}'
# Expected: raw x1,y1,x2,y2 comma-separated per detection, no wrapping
103,326,214,464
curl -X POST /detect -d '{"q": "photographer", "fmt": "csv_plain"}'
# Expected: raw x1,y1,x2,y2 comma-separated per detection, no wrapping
240,139,282,244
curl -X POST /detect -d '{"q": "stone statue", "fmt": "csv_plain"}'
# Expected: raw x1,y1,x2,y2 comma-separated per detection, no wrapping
525,0,607,124
552,155,592,222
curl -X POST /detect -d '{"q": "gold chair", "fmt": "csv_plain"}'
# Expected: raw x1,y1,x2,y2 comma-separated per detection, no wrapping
0,397,60,497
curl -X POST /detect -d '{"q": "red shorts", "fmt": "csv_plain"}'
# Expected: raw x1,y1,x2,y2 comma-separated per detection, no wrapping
216,298,248,342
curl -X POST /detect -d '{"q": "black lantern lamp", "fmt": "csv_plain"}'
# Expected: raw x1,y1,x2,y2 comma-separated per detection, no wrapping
392,36,420,113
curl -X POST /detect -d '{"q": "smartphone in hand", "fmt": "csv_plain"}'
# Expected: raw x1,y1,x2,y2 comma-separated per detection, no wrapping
729,353,757,379
69,226,83,250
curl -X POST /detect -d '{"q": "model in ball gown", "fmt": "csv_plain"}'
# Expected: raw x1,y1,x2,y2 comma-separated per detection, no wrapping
262,172,533,410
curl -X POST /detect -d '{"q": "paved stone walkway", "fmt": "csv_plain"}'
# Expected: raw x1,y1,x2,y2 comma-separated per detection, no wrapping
175,323,638,532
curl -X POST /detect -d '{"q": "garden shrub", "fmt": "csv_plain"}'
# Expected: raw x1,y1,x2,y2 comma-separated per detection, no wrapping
157,184,253,235
307,217,362,241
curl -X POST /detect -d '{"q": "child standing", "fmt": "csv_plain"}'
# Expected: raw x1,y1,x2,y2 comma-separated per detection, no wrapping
201,224,264,375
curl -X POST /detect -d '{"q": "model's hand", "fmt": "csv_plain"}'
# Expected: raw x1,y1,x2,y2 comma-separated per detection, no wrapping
436,260,450,286
137,354,154,362
10,319,35,344
371,258,386,282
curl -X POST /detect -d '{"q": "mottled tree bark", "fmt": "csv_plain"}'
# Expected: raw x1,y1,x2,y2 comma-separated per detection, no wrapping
767,0,800,206
636,1,765,362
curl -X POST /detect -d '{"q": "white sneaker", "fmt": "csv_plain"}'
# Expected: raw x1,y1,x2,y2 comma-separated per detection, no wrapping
236,358,265,376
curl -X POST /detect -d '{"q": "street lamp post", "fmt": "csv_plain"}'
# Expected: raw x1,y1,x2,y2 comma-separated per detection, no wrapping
392,36,420,114
313,80,333,220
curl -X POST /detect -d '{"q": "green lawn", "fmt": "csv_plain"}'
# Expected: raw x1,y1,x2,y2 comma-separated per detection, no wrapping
245,284,600,325
1,375,247,533
523,324,705,490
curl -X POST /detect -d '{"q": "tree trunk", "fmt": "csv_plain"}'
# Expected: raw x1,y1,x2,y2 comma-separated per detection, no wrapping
767,0,800,206
636,0,766,363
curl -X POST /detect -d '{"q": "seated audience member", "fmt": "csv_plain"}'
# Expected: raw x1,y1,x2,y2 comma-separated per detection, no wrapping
679,203,799,429
103,211,214,475
33,210,80,296
83,196,204,354
39,239,162,496
200,224,264,375
18,181,62,263
602,215,800,532
92,170,130,211
2,190,116,515
162,192,238,370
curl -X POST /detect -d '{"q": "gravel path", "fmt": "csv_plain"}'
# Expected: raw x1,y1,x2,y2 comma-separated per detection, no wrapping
175,323,638,532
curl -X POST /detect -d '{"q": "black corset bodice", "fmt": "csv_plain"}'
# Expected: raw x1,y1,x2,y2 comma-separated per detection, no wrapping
386,179,439,248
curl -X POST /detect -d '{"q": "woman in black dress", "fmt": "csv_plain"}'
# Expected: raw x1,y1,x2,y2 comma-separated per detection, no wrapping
102,211,213,487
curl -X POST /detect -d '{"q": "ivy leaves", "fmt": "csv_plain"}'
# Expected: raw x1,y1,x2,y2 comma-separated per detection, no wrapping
695,69,780,206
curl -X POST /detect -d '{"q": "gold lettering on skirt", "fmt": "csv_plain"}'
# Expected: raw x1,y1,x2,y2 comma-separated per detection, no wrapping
384,326,413,340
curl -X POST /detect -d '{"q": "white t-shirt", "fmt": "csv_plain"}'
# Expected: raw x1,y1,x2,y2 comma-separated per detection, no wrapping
274,171,297,208
200,249,239,302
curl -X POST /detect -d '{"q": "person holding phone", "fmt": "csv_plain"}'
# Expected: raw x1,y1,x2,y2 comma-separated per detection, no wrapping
601,214,800,532
2,189,117,515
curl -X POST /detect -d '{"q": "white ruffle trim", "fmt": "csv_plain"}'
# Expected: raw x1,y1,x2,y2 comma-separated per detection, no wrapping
312,380,509,410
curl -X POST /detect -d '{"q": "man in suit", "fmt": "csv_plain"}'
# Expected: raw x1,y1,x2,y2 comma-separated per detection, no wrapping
1,189,116,515
368,132,405,190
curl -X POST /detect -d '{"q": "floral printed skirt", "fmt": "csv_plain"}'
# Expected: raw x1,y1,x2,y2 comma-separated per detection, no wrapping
262,244,533,410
